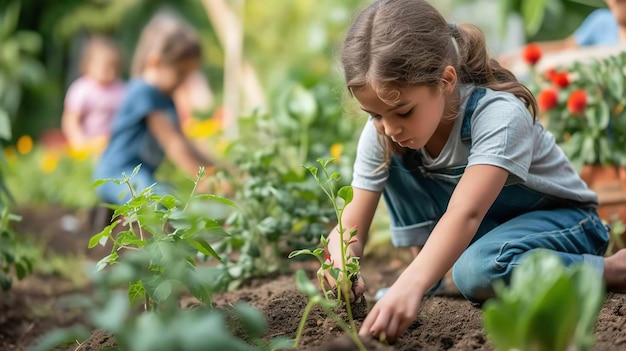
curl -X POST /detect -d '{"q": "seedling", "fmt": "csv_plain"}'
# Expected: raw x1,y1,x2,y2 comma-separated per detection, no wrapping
289,158,365,350
90,165,233,310
483,250,604,351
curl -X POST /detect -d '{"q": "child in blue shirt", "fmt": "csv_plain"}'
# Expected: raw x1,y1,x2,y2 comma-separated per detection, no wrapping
94,12,220,204
535,0,626,52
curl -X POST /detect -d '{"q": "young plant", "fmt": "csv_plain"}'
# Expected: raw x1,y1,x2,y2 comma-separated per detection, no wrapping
483,250,604,351
289,158,364,350
90,165,233,310
33,166,294,351
0,207,32,290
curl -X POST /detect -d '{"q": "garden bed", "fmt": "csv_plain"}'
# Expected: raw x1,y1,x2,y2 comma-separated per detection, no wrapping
1,206,626,351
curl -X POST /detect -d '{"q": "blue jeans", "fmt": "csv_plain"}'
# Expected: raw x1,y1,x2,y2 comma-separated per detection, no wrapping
383,153,609,302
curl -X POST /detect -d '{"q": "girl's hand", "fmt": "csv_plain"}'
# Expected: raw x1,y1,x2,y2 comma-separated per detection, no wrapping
359,276,423,342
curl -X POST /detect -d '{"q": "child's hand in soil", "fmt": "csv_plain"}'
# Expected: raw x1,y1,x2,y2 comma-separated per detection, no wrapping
359,275,423,342
322,262,366,303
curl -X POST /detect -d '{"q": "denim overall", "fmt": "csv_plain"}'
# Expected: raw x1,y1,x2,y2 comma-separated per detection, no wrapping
382,88,609,302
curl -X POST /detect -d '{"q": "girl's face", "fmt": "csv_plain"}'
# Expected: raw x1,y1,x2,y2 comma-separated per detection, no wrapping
150,57,201,93
353,83,448,149
86,47,121,86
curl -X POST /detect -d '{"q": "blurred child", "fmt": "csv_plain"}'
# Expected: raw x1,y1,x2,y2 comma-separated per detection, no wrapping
534,0,626,52
94,12,222,205
62,36,125,151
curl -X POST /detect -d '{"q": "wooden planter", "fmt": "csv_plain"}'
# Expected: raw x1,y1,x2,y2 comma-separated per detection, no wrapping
580,165,626,250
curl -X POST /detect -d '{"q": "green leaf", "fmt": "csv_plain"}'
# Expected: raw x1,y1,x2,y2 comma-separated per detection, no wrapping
30,325,90,351
233,303,267,338
270,336,297,350
193,194,236,207
153,279,173,303
0,109,10,140
287,85,318,127
330,172,340,181
95,252,119,271
521,0,547,36
305,165,318,179
91,178,113,189
483,298,523,350
295,269,318,297
15,260,27,280
337,186,353,206
130,164,142,179
329,267,341,281
288,248,316,258
570,265,604,350
581,135,596,164
128,280,145,306
1,2,20,38
190,239,222,261
91,292,129,332
0,274,11,291
596,102,610,130
88,221,118,248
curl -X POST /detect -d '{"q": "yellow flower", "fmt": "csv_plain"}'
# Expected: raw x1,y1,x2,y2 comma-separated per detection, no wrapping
41,152,59,174
330,143,343,163
68,146,90,162
186,119,221,139
3,146,16,164
16,135,33,155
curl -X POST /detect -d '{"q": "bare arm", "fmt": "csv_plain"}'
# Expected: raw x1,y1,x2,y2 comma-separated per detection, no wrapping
361,164,509,339
400,164,508,294
533,36,578,54
61,110,86,148
146,112,215,176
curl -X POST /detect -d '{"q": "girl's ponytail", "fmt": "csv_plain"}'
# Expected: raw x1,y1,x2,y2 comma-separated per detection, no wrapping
454,23,538,119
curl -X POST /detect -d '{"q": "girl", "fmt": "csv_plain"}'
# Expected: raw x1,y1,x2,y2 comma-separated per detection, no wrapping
94,12,220,204
323,0,626,341
62,36,125,151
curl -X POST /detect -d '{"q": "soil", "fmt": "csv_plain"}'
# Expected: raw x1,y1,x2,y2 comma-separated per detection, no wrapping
2,205,626,350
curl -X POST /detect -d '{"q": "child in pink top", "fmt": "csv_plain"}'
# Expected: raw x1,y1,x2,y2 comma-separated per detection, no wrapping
62,36,125,151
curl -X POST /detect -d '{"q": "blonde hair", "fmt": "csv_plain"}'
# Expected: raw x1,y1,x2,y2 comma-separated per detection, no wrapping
341,0,537,163
131,11,201,77
80,36,122,74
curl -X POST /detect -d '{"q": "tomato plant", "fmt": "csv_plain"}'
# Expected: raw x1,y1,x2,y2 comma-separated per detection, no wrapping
289,158,364,351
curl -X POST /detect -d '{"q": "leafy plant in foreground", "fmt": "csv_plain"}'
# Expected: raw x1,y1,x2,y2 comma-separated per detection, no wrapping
0,207,32,290
90,165,233,309
483,250,604,351
289,158,365,350
33,166,292,351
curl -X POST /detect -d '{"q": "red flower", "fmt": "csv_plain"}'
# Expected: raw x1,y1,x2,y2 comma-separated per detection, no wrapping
522,43,542,65
538,89,558,111
567,90,587,115
550,72,570,88
544,67,557,80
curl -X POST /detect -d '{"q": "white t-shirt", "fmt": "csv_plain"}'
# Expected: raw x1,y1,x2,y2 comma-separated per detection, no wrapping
351,85,598,206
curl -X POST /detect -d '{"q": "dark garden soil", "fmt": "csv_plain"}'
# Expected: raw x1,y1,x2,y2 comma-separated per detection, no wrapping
2,206,626,350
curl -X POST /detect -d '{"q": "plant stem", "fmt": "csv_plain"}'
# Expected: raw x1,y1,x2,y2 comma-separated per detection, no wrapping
293,300,316,348
183,171,202,213
322,305,367,351
342,287,359,339
144,292,151,312
125,179,144,241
